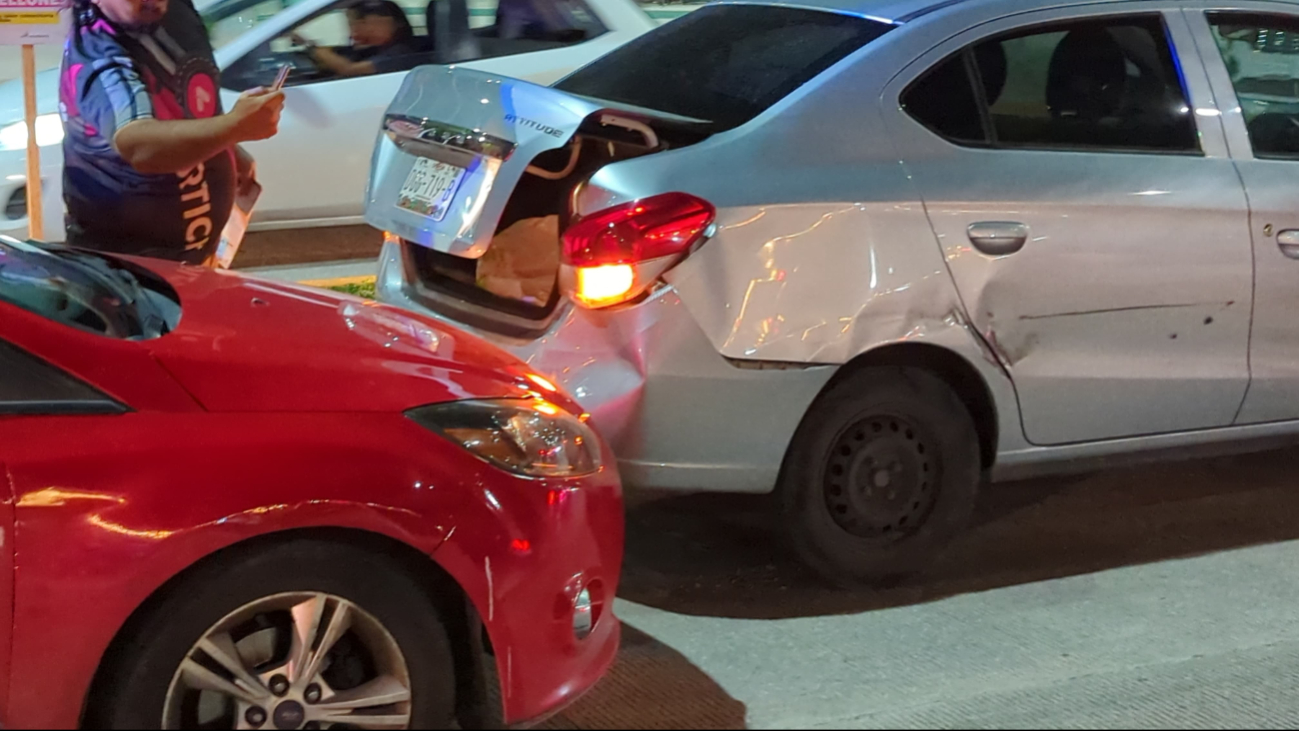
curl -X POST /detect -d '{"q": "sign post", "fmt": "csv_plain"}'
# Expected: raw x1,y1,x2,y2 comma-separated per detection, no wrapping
0,0,68,241
22,42,39,239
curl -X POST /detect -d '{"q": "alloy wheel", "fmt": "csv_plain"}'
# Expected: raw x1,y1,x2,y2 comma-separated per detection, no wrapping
163,592,413,730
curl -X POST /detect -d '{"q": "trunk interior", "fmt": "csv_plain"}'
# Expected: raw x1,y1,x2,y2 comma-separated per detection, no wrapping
401,114,709,335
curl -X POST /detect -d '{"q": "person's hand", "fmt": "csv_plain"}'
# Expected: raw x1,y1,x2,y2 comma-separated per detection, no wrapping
234,145,256,192
228,88,285,143
289,32,314,48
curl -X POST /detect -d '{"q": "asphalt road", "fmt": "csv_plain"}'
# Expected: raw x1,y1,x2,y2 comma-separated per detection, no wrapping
247,226,1299,729
547,450,1299,729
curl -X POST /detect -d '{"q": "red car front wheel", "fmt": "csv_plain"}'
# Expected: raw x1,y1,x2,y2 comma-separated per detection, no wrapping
85,539,459,730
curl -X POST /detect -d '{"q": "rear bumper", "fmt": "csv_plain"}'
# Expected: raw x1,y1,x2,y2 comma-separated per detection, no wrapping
378,240,835,494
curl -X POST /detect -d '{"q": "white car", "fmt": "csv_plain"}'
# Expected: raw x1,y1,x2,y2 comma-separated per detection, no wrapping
0,0,657,241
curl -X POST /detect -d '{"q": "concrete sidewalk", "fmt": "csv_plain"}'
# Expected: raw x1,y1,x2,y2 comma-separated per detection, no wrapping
244,258,376,285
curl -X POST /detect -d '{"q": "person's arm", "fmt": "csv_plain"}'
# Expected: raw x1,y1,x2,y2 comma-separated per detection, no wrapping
292,36,376,77
113,116,238,175
307,44,377,77
82,58,285,176
113,89,285,175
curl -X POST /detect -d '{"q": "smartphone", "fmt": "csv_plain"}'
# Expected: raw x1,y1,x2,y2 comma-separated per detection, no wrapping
271,63,291,91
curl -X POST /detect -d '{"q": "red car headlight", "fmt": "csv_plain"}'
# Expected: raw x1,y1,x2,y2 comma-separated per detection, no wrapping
407,399,603,478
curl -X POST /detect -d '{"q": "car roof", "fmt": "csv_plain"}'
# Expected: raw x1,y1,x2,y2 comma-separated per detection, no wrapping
768,0,968,23
719,0,1146,24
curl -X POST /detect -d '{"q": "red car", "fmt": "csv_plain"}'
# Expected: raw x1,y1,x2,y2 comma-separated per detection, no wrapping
0,238,623,729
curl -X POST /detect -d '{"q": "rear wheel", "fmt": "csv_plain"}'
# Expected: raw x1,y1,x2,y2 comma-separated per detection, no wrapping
778,366,982,587
87,539,458,730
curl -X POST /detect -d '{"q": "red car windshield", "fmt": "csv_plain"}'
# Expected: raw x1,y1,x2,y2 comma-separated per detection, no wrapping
0,239,175,339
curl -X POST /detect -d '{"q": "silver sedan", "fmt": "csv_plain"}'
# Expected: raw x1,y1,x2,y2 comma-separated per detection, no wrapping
364,0,1299,586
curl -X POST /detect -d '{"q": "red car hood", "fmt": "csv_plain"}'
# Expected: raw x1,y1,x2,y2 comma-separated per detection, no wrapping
141,262,552,413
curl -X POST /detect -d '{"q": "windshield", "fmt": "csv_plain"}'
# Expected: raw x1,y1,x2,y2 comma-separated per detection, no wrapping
554,5,894,131
203,0,311,50
0,239,179,339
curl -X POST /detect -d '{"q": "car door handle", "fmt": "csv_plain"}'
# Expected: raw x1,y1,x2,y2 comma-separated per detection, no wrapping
968,222,1029,256
1278,229,1299,260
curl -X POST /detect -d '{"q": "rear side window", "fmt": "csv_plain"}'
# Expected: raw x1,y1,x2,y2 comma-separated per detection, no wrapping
1207,12,1299,158
555,5,893,131
902,54,985,143
903,15,1199,153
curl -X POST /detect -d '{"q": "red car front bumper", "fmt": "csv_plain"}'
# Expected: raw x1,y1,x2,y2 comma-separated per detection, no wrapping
430,440,625,726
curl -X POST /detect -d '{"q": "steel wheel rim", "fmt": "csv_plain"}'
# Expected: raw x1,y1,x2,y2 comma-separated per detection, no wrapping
823,413,939,543
163,591,413,730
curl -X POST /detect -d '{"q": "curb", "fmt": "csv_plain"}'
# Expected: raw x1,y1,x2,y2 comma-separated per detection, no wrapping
298,274,378,287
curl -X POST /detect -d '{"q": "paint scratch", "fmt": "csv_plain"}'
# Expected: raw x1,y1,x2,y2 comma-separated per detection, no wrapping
485,556,494,623
1018,302,1223,321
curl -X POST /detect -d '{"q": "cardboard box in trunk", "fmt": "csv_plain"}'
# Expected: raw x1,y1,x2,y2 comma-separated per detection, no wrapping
476,215,560,305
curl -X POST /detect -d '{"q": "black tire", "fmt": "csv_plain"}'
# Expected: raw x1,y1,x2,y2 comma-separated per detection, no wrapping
86,538,458,730
778,366,982,588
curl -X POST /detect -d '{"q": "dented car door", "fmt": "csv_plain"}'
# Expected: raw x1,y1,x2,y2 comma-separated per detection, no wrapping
882,3,1252,446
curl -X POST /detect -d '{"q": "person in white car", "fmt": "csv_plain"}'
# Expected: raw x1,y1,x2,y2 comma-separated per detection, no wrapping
291,0,421,78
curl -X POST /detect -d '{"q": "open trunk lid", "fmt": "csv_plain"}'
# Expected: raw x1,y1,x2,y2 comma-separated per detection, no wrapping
365,66,702,259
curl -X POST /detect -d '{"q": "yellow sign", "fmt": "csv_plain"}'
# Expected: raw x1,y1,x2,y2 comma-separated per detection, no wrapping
0,11,58,23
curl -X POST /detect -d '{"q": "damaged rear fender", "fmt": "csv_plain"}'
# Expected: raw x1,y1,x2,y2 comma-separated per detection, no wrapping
665,200,1026,458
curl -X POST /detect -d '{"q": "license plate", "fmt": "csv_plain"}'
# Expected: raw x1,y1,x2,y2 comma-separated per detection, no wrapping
396,158,466,222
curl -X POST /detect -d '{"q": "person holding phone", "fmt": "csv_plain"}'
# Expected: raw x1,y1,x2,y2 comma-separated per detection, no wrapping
59,0,285,263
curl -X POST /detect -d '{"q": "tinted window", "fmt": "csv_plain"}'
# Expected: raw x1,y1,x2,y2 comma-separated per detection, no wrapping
902,53,986,143
905,15,1198,153
1208,12,1299,158
976,16,1197,152
0,340,122,415
555,5,893,131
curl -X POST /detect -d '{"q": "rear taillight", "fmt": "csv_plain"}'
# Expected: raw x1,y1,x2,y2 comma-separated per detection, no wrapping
560,192,715,309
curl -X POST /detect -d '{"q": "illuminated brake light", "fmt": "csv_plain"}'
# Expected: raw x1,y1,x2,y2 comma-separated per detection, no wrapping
574,264,635,306
561,192,715,309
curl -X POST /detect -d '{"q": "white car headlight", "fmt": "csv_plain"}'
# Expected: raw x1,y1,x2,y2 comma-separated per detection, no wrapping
0,114,64,151
407,398,602,478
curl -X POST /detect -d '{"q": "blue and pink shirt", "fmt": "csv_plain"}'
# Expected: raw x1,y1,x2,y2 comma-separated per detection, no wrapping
59,0,234,262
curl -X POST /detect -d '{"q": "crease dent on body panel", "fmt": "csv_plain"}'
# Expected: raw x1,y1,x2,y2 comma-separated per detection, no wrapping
805,267,965,364
1017,301,1223,321
950,305,1011,376
719,204,860,355
979,295,1237,367
520,300,650,452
